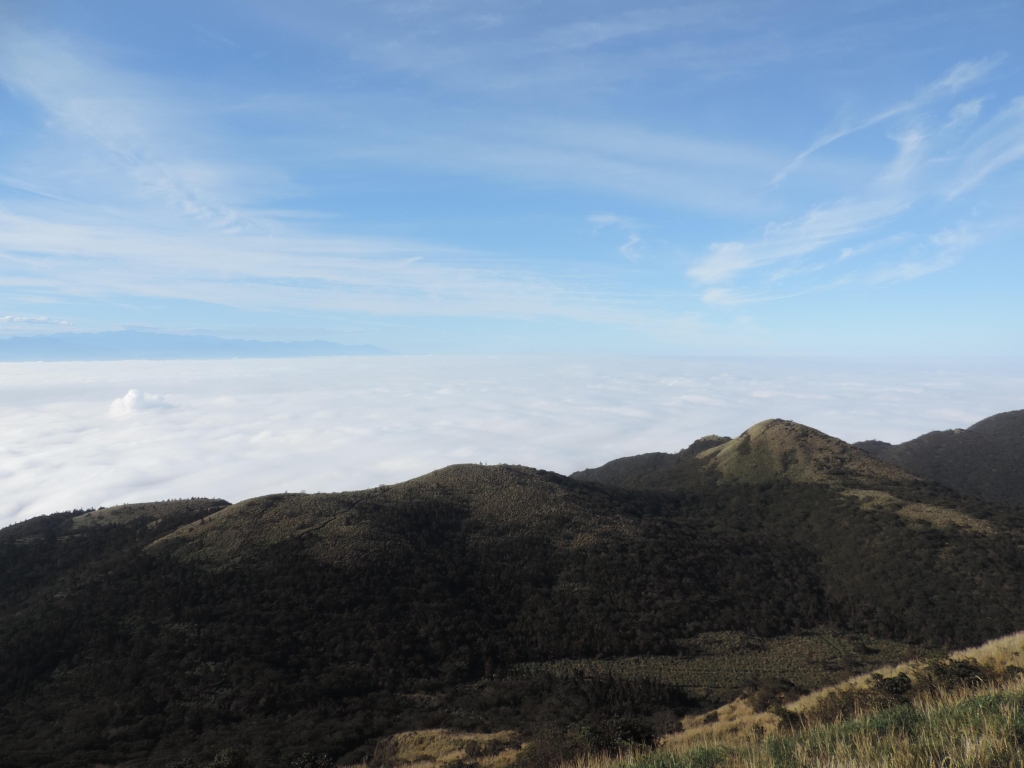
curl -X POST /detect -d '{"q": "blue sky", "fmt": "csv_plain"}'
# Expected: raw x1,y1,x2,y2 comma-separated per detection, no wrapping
1,0,1022,354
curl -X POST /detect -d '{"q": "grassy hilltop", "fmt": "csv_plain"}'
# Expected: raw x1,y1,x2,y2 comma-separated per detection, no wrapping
1,418,1023,766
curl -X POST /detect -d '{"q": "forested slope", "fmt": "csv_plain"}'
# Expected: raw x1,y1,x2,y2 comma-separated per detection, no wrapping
855,409,1024,508
2,420,1023,767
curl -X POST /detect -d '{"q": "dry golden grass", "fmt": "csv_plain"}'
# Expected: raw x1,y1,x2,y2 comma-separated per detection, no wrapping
664,698,778,752
694,420,1001,542
72,498,224,529
843,489,996,535
787,630,1024,717
697,419,913,488
656,678,1024,767
579,632,1024,768
370,728,522,768
951,630,1024,669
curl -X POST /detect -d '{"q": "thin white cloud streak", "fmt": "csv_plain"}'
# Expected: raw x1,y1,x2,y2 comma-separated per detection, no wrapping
946,96,1024,198
699,281,842,307
868,257,955,284
344,118,778,214
588,212,643,260
588,213,636,228
3,17,779,221
260,0,786,91
688,197,909,284
2,356,1022,525
772,59,997,183
1,315,71,326
697,219,970,303
0,23,768,323
0,26,257,228
0,209,648,322
944,99,984,131
865,225,975,285
689,68,1023,302
619,234,642,260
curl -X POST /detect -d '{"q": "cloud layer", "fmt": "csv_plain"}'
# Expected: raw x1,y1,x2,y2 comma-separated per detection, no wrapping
2,356,1022,526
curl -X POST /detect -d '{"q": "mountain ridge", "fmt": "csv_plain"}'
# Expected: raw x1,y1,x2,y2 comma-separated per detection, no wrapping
855,409,1024,508
573,419,918,493
3,416,1024,767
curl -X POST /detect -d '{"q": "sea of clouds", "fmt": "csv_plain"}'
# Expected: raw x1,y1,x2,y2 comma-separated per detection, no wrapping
2,355,1022,526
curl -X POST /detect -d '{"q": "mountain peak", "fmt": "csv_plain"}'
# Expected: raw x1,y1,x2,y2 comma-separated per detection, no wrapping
698,419,911,487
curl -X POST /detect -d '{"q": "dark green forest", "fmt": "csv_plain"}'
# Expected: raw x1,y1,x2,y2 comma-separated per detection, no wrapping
2,421,1024,767
855,408,1024,508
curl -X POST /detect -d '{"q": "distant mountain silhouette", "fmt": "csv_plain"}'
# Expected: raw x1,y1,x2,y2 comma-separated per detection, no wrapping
3,419,1024,767
855,410,1024,509
0,330,389,361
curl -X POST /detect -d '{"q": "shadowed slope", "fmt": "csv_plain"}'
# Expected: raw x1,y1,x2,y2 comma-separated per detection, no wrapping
152,464,648,566
4,423,1024,766
856,409,1024,509
0,467,829,767
571,436,730,491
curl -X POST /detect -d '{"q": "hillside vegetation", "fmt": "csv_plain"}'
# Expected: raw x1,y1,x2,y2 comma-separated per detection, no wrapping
587,631,1024,768
2,419,1024,766
856,409,1024,509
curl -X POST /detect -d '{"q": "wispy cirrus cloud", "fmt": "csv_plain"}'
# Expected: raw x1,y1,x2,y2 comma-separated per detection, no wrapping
0,24,275,231
1,2,1022,354
0,209,566,319
0,27,652,325
694,216,975,304
1,315,72,326
772,58,997,184
688,55,1024,309
943,99,984,131
588,213,636,228
589,213,644,261
0,21,771,330
0,206,686,328
946,96,1024,198
867,225,977,285
688,197,909,284
256,0,788,92
338,116,778,214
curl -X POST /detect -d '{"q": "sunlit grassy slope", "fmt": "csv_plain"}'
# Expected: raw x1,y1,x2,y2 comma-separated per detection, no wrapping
582,632,1024,768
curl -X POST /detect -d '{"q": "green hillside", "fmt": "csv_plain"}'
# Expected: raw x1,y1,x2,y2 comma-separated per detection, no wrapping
2,420,1024,766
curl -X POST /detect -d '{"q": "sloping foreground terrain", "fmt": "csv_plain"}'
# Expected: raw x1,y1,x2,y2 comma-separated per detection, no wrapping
854,409,1024,509
589,631,1024,768
2,420,1024,767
